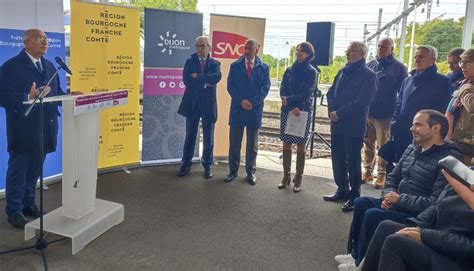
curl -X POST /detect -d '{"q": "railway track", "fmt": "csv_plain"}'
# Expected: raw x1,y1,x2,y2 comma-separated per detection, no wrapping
260,111,332,156
259,126,331,144
262,111,331,125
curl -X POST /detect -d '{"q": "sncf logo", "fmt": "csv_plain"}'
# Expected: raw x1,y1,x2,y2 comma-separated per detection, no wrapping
211,31,248,59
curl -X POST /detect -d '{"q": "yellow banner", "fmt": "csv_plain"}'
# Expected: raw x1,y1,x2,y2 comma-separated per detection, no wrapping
70,2,140,168
209,15,266,157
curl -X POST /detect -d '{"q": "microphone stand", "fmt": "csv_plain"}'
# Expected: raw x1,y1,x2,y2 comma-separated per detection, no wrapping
0,65,68,271
307,67,332,159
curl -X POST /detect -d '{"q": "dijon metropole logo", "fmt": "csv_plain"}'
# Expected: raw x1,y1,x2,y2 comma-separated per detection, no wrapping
157,31,190,55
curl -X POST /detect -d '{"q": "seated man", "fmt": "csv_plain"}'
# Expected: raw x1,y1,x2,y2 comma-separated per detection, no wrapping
335,109,463,270
360,170,474,271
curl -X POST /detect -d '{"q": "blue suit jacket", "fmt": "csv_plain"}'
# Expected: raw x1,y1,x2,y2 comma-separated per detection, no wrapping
178,53,221,122
0,49,65,153
227,56,270,128
327,59,377,138
391,65,451,160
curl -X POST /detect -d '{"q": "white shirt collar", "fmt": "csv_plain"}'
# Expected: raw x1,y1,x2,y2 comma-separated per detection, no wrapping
246,57,255,65
25,50,41,65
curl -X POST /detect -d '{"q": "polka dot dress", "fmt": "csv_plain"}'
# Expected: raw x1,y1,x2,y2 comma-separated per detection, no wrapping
279,110,312,144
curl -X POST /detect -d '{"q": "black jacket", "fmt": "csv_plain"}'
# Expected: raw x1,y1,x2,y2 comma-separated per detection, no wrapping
279,60,317,112
177,53,221,123
0,49,64,153
408,194,474,271
367,54,408,119
382,141,463,216
327,59,377,138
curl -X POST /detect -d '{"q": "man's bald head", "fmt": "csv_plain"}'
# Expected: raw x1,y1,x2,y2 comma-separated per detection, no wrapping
23,29,48,59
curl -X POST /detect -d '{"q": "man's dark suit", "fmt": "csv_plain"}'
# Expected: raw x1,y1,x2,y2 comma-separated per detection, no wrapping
327,59,377,199
0,49,64,215
178,52,221,169
226,56,270,176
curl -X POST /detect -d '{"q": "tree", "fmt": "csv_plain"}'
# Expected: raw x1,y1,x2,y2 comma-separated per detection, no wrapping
319,55,346,84
393,17,472,73
128,0,197,12
261,54,278,68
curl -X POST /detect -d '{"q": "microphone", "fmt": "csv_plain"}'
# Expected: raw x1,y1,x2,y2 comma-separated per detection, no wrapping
55,56,72,75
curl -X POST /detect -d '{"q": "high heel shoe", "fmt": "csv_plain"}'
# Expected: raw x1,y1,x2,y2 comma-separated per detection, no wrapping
293,185,301,193
278,176,291,189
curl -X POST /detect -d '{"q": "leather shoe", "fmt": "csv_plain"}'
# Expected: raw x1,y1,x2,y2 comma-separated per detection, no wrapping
22,204,44,219
374,176,385,189
361,171,373,184
341,199,355,212
323,192,349,202
177,166,191,177
224,173,237,183
247,174,257,185
204,167,213,179
7,213,28,229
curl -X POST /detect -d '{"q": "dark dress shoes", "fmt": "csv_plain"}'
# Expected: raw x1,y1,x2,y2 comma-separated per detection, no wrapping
177,166,191,177
323,192,349,202
204,167,213,179
7,213,28,229
22,204,44,219
247,174,257,185
341,199,355,212
224,173,238,183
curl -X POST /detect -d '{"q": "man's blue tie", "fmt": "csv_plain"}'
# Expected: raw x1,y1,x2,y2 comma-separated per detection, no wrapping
36,61,44,74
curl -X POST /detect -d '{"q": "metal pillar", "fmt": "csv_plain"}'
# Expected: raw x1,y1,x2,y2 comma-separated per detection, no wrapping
462,0,474,49
399,0,409,63
407,3,418,71
375,9,383,47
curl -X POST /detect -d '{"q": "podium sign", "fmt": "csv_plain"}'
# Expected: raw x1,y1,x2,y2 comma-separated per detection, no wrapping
74,90,128,116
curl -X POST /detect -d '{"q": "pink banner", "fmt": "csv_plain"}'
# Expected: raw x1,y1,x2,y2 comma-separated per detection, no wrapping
143,68,185,96
75,90,128,106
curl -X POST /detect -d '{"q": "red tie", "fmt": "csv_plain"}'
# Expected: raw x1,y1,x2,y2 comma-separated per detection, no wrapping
247,60,252,78
200,59,205,72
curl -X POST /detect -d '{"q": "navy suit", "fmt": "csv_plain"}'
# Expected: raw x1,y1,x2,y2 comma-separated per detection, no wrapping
178,53,221,168
0,49,64,215
327,59,377,199
227,56,270,175
390,65,451,165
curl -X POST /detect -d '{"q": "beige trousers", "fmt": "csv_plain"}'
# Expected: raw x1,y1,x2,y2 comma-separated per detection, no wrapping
362,117,391,178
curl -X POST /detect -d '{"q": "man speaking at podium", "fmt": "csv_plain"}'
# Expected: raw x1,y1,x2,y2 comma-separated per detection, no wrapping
0,29,65,229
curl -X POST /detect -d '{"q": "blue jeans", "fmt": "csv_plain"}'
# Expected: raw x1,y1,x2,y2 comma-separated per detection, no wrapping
349,196,411,266
182,115,215,169
5,152,45,215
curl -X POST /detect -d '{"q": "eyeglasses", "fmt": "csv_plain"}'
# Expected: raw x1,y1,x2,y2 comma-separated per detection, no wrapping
195,44,207,49
459,60,473,67
36,36,48,43
345,49,359,54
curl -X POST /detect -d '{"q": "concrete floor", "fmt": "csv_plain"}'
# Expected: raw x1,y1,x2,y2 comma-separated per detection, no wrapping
0,164,378,271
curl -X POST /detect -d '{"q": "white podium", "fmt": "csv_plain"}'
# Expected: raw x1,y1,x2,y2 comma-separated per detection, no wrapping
24,90,128,254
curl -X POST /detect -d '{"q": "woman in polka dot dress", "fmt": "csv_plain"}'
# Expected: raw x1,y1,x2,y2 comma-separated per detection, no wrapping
278,42,317,193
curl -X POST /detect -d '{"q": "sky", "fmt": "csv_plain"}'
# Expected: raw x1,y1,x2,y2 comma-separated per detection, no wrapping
64,0,468,57
197,0,467,57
